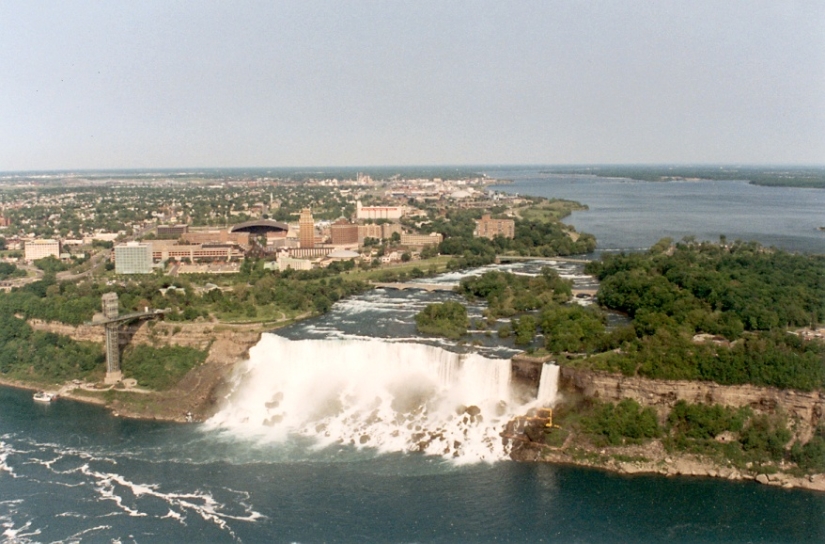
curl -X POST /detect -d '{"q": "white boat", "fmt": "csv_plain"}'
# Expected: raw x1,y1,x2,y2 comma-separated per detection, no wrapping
33,391,57,403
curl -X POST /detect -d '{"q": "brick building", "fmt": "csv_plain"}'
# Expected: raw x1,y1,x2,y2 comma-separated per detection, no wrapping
474,214,515,239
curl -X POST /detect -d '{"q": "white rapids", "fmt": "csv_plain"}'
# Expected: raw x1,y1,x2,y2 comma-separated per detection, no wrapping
207,334,561,463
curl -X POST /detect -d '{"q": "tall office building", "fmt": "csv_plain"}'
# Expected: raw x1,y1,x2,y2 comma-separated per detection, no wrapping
299,208,315,249
114,242,153,274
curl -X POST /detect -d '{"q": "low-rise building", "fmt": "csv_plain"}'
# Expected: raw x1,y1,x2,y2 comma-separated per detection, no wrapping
474,214,515,239
277,255,313,271
182,229,250,248
24,239,61,262
177,262,240,275
400,232,443,247
156,224,189,239
150,240,244,262
356,201,404,220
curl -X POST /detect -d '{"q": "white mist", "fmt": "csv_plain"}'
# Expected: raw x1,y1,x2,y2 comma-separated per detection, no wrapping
207,334,560,463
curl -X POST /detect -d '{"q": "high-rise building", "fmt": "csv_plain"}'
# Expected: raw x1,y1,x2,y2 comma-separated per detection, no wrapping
299,208,315,249
330,219,359,246
114,242,153,274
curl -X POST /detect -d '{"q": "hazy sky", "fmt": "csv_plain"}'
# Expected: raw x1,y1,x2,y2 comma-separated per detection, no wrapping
1,1,823,170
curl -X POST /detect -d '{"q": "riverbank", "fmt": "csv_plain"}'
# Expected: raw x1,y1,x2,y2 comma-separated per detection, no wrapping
503,365,825,492
507,427,825,492
6,319,270,422
6,319,824,492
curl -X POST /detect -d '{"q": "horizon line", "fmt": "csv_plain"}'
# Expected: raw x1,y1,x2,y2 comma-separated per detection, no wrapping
2,162,825,176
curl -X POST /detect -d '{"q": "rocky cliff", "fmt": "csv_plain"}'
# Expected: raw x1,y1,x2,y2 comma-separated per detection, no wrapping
27,319,264,421
560,367,824,441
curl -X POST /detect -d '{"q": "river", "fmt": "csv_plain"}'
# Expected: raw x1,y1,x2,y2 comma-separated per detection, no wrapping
489,169,825,254
2,169,824,542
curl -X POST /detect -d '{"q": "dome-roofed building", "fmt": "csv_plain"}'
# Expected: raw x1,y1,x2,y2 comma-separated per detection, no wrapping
229,219,289,235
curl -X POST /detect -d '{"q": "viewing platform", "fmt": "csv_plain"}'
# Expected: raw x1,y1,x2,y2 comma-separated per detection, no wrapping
86,308,167,327
88,293,167,384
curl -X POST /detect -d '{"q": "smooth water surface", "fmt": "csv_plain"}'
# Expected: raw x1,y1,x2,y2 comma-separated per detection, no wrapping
490,170,825,253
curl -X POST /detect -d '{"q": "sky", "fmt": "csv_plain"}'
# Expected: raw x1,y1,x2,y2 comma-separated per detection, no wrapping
1,1,824,170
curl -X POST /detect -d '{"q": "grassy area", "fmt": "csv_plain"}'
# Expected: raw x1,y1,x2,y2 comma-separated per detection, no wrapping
343,255,453,282
121,344,208,390
515,199,588,222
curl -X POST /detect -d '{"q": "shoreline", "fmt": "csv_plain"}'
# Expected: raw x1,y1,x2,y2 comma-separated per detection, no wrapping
7,313,824,492
507,434,825,493
4,369,824,493
15,319,270,423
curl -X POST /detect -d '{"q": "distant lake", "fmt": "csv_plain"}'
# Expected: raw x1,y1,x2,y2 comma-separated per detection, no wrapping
489,169,825,254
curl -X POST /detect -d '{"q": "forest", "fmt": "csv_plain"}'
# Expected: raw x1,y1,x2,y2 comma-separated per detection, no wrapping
419,240,824,392
583,240,825,390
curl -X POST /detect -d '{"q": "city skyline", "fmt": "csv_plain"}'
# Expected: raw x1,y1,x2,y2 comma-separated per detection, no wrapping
2,1,823,171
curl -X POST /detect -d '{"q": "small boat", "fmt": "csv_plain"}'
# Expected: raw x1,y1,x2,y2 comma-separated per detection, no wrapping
33,391,57,403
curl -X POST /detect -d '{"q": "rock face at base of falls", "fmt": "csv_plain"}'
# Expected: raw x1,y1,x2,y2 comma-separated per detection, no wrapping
500,365,825,491
559,367,824,441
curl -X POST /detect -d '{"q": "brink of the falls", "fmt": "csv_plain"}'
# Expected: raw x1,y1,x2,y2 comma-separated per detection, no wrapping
207,334,560,463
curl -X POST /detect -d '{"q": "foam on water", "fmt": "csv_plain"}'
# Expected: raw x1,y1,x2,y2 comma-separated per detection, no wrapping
207,334,561,463
0,441,16,478
0,434,265,541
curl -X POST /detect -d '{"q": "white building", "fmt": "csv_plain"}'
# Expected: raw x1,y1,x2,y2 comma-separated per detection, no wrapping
277,255,313,271
24,239,61,262
114,242,153,274
356,200,404,220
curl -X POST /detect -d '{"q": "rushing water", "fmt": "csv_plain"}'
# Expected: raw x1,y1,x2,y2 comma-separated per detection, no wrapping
2,170,825,542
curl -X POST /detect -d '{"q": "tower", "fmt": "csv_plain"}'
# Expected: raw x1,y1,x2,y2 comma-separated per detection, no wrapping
102,293,122,383
299,208,315,249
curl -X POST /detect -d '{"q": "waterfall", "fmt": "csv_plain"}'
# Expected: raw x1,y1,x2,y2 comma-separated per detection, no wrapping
536,363,560,406
206,334,523,463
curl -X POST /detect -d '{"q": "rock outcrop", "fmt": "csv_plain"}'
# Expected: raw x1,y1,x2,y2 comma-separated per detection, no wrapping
502,364,825,492
560,366,824,441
